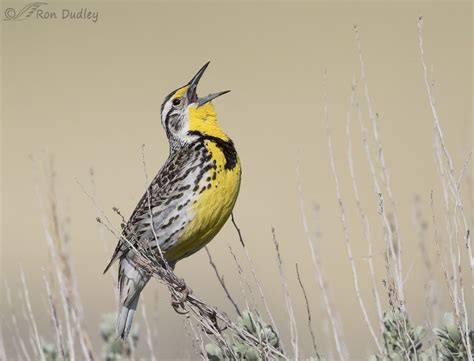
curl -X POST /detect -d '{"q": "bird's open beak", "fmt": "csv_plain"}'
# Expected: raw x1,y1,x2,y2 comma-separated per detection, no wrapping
187,62,230,107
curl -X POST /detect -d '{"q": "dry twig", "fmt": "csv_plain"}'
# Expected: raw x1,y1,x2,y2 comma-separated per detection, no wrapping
296,155,348,359
326,75,384,355
295,263,320,359
271,228,299,359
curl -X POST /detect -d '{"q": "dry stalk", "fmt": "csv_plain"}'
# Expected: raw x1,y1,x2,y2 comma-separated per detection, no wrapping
354,25,405,306
325,75,384,355
295,263,320,359
226,245,275,361
354,26,428,356
184,314,207,360
271,228,299,359
4,279,32,361
43,273,67,361
418,17,472,360
296,156,348,360
355,81,417,357
430,192,458,316
20,269,45,361
229,212,281,359
227,244,255,313
412,195,439,334
34,157,97,361
350,93,385,337
205,246,242,317
230,214,282,348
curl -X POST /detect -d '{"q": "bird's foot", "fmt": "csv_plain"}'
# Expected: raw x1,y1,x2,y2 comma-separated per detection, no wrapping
171,277,192,314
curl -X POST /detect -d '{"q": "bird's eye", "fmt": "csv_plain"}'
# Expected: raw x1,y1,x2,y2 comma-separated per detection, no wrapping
172,98,181,106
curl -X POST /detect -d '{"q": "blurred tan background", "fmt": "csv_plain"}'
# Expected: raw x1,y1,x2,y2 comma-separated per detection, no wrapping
1,1,472,359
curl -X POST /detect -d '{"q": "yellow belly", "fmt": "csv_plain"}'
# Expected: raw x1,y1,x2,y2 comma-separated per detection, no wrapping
165,141,241,263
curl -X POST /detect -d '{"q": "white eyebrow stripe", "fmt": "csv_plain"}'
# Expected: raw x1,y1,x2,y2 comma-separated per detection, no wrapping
161,101,172,123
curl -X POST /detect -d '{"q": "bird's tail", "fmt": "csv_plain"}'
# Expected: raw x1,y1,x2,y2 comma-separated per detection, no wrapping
117,257,150,339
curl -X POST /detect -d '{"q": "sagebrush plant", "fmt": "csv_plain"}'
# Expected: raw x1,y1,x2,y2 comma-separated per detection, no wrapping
369,312,425,361
205,310,282,361
1,17,472,361
433,314,474,361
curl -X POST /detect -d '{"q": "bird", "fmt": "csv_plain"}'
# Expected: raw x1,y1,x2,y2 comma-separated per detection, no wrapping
103,62,241,339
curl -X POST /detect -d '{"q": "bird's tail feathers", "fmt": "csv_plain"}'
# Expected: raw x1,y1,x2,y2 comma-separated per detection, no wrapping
117,257,150,339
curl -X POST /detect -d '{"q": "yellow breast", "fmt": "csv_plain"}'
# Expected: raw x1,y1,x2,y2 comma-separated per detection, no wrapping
165,140,241,262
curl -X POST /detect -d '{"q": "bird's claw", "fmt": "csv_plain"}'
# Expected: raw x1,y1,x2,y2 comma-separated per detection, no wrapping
170,278,192,314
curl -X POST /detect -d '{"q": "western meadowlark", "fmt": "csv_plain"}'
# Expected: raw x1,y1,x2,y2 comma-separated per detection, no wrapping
103,62,241,339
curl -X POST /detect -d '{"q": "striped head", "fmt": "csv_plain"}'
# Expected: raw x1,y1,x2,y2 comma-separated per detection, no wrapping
160,62,230,148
